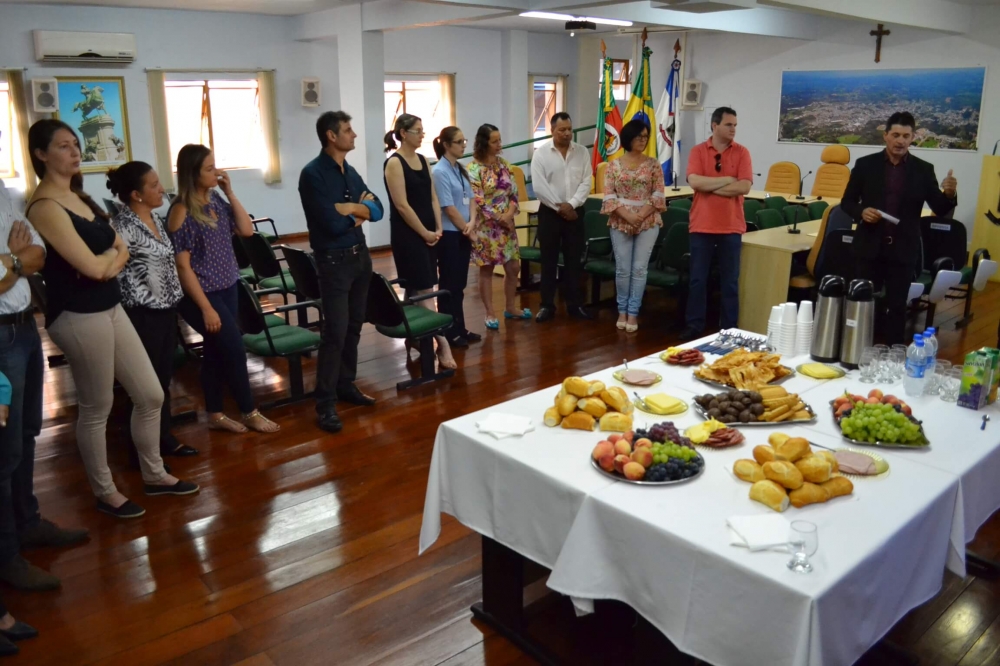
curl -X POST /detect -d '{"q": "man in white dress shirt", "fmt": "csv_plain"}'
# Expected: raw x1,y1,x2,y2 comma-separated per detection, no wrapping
530,112,595,323
0,137,88,592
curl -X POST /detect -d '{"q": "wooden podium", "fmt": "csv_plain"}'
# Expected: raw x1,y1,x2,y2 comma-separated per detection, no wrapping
971,155,1000,281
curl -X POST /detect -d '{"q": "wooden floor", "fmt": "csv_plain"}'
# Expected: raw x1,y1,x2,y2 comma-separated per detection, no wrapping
8,249,1000,666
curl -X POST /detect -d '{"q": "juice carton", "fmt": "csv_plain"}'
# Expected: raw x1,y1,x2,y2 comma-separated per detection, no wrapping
958,350,993,410
979,347,1000,404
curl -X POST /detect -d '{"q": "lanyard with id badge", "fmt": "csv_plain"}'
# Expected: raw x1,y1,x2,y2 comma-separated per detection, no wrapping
457,161,470,207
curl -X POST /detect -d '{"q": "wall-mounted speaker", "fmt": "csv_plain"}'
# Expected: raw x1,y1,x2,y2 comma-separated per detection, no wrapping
31,78,59,113
301,78,320,107
680,79,703,110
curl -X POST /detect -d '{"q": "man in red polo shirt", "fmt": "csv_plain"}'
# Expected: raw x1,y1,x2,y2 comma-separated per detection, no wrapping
680,106,753,340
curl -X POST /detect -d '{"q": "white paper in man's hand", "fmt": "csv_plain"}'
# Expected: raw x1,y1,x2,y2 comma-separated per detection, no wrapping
877,210,900,225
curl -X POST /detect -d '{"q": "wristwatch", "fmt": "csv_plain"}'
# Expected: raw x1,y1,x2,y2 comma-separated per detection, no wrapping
10,253,22,276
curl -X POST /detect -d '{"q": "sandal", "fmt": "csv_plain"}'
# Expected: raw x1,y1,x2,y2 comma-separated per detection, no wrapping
208,414,247,433
503,308,532,320
243,410,280,433
485,317,500,330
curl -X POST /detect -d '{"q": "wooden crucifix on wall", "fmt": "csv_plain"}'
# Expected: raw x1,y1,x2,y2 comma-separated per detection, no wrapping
870,23,890,63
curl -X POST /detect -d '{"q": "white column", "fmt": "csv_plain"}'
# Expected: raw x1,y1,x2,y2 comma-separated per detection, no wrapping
500,29,529,164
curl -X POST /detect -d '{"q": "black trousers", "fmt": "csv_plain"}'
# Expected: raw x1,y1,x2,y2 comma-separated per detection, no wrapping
855,252,917,347
124,306,178,449
315,244,372,415
437,231,471,338
538,205,585,311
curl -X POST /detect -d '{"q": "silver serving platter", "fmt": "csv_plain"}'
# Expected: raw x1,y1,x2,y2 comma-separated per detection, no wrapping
692,366,796,391
828,400,931,449
692,402,817,426
590,457,705,485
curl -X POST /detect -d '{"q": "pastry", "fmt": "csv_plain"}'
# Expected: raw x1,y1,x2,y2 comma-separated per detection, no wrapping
599,411,633,433
818,451,840,473
789,482,831,508
600,387,630,413
763,461,804,490
556,394,579,417
733,459,765,483
561,411,596,431
774,437,811,463
794,456,833,484
821,476,854,499
543,407,562,427
753,444,776,465
588,380,606,396
563,377,592,398
577,397,608,418
749,480,790,512
767,432,790,447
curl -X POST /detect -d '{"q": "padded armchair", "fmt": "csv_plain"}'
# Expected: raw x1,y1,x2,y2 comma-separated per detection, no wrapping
669,198,692,211
280,245,323,327
250,216,279,243
764,162,801,195
743,199,762,223
917,217,991,328
755,209,784,230
782,205,810,228
763,195,788,211
807,200,829,220
811,145,851,198
366,272,455,390
646,222,691,325
582,211,614,305
595,162,608,194
511,165,529,201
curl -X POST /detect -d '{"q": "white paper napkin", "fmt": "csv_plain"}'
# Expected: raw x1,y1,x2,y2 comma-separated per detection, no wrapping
727,514,791,552
476,413,535,440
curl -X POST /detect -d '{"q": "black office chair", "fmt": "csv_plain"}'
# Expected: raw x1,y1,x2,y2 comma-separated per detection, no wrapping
281,246,323,327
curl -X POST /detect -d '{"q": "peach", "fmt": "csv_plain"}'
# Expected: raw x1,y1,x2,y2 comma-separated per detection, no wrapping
634,438,653,450
851,394,865,404
835,403,852,416
598,453,616,472
866,397,881,404
833,396,850,408
884,395,900,405
613,454,631,474
630,448,654,468
613,440,632,456
868,389,884,400
901,404,912,416
623,430,635,444
608,433,622,444
623,462,646,480
592,441,615,462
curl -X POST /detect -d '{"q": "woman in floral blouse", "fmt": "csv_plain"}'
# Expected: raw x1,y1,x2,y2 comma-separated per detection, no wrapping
601,119,666,333
108,161,198,460
467,124,530,330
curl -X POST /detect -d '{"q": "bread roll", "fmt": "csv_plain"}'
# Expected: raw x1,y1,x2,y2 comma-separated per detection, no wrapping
588,380,606,396
763,461,804,490
753,445,776,465
821,476,854,499
577,397,608,418
818,451,839,473
767,432,790,447
563,377,592,398
794,456,833,484
556,394,579,417
599,411,633,433
789,482,831,508
749,480,789,512
600,387,629,413
774,437,811,463
543,407,562,427
733,459,765,483
561,411,596,431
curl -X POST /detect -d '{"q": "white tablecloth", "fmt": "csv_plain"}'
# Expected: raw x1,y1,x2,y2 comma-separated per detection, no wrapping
420,333,1000,666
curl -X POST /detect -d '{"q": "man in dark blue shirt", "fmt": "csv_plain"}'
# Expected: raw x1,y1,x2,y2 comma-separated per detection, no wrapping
299,111,384,433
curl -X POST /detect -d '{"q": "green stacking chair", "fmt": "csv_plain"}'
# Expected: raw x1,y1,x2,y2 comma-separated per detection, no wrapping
743,199,762,223
232,234,259,286
763,195,788,211
581,211,613,306
755,208,785,230
249,216,279,243
280,246,323,328
663,206,690,232
646,222,691,325
807,200,829,220
670,198,693,211
782,205,810,228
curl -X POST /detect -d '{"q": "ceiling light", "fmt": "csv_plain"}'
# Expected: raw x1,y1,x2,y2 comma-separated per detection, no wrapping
519,11,633,27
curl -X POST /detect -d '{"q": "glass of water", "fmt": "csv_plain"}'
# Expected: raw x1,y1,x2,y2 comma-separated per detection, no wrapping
927,360,953,396
890,349,906,381
940,367,962,402
878,351,895,383
787,521,818,573
858,348,878,384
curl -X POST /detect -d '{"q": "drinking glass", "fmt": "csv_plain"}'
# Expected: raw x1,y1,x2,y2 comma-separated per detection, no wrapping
877,351,894,383
858,348,878,384
889,349,906,381
927,360,953,396
940,367,962,402
787,521,818,573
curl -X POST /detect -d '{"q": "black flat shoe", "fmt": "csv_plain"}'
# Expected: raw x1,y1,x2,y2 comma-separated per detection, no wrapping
338,387,376,407
317,411,343,433
144,480,200,496
0,635,17,656
0,621,38,641
535,307,555,323
447,335,469,348
96,499,145,519
463,331,482,343
568,306,595,321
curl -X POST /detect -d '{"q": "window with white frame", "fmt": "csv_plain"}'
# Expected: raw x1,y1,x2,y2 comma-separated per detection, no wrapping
598,59,631,102
163,79,265,171
0,82,14,178
532,79,566,140
384,78,454,160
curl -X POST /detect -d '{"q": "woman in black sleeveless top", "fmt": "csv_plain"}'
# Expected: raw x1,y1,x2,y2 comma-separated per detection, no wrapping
383,114,457,370
25,120,198,519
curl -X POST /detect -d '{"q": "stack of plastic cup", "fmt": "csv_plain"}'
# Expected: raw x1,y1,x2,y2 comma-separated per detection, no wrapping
796,301,814,356
779,302,798,356
767,305,782,350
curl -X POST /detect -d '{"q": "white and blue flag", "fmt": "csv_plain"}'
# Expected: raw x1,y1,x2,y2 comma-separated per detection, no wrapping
656,54,682,185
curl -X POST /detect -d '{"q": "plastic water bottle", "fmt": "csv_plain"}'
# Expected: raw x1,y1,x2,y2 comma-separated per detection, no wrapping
904,334,928,397
923,328,939,392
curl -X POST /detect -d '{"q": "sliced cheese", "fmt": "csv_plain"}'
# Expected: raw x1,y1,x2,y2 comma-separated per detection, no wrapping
645,393,683,413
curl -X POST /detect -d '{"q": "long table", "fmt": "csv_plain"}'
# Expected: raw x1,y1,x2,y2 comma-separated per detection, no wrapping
420,336,1000,665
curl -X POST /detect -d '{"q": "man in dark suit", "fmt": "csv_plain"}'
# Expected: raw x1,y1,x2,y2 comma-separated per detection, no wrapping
840,111,958,346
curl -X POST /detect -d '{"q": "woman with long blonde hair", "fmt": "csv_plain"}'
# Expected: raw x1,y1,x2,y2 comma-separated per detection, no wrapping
168,144,279,434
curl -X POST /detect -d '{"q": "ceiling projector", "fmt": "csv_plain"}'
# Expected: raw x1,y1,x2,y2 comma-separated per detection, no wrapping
565,20,597,36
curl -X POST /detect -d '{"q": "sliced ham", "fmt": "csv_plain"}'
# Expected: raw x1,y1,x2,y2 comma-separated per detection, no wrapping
622,369,659,385
834,451,877,475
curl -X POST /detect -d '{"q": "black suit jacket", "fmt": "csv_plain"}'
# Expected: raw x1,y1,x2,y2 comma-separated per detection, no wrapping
840,150,956,264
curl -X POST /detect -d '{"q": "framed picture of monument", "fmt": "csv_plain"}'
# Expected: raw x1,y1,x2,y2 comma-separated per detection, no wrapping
54,77,132,173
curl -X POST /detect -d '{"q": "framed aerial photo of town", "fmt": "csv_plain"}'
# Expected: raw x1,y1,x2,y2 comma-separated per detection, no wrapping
778,67,986,150
54,77,132,173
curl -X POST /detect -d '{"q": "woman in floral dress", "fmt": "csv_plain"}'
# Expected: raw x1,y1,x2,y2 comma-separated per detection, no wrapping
601,119,666,333
467,124,530,330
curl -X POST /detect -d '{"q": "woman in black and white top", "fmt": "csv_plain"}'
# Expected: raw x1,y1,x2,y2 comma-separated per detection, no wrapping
108,162,197,460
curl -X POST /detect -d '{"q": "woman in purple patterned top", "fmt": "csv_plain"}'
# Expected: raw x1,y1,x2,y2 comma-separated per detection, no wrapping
168,144,279,434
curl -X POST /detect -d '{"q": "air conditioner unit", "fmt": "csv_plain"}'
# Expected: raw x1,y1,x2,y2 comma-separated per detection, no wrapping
33,30,137,64
31,78,59,113
680,79,703,109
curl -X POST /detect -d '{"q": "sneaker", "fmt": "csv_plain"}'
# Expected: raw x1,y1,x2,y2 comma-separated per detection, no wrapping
19,519,89,550
96,499,146,519
0,555,60,590
144,480,200,496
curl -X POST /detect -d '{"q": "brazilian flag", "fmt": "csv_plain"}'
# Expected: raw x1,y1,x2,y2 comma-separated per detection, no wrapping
622,46,657,160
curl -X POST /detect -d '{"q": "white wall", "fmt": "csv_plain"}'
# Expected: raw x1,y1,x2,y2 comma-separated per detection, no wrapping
0,3,337,235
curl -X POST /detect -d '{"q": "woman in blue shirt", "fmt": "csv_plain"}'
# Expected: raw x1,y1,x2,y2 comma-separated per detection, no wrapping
432,127,480,347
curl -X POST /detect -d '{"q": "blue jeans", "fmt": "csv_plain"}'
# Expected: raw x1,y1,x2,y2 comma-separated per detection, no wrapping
0,319,43,564
686,232,742,333
611,227,659,316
